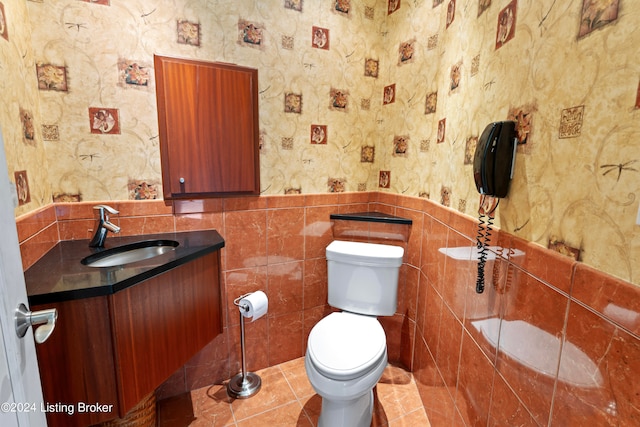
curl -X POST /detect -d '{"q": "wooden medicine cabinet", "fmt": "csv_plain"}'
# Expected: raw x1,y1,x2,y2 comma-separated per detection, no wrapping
154,55,260,198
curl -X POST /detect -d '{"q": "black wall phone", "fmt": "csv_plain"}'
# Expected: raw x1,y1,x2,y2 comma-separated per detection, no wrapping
472,121,518,293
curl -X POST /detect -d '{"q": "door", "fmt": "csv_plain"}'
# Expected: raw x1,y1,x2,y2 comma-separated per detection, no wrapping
0,128,47,426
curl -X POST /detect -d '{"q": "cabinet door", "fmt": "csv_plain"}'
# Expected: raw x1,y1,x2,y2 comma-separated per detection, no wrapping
198,63,259,194
33,297,119,427
110,253,221,413
155,55,260,198
155,57,199,197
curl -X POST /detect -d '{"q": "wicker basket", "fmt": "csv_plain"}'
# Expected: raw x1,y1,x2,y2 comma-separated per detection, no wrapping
97,393,156,427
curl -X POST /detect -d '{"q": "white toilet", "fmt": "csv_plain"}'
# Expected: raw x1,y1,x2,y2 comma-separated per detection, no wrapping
305,240,404,427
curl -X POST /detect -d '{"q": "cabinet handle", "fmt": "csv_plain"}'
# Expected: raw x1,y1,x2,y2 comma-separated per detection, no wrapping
179,177,185,184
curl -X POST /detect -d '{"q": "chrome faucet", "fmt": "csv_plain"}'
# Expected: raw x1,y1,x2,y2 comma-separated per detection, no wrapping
89,205,121,248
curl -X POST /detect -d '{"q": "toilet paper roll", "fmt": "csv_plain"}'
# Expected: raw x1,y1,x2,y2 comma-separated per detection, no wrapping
239,291,268,322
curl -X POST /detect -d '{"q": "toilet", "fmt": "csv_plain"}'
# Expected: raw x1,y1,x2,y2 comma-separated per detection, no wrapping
305,240,404,427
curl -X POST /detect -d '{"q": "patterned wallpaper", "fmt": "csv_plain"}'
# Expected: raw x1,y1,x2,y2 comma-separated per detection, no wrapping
0,0,51,211
1,0,639,285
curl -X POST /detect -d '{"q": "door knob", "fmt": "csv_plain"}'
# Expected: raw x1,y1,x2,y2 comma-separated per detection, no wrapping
15,303,58,344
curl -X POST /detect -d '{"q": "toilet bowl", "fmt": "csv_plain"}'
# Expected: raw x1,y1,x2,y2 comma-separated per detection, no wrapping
305,240,404,427
306,312,388,427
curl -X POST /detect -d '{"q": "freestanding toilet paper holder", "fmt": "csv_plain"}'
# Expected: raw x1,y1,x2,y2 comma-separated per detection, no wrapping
227,293,262,398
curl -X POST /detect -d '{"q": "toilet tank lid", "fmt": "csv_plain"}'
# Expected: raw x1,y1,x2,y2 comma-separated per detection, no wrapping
326,240,404,266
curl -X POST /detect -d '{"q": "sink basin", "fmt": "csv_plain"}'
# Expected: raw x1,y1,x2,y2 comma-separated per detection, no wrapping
81,240,179,268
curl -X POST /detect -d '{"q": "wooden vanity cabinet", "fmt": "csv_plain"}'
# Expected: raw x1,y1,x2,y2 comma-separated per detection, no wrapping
34,296,118,427
154,55,260,198
32,253,222,427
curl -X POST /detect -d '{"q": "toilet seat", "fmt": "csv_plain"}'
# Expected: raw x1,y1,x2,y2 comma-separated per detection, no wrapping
307,312,386,381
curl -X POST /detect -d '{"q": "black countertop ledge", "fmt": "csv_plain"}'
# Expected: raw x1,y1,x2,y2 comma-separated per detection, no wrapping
25,230,225,306
330,211,412,225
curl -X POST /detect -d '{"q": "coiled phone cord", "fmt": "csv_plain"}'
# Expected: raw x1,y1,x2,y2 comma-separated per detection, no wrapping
476,195,499,294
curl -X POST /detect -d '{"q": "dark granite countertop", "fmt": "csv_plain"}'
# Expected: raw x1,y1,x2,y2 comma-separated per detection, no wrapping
330,211,413,225
25,230,225,306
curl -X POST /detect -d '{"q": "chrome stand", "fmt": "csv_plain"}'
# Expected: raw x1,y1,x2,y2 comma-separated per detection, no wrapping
227,294,261,399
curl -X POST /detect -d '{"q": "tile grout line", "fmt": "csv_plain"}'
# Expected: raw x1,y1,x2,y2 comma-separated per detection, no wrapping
166,358,427,426
278,364,317,426
231,369,308,425
227,397,239,426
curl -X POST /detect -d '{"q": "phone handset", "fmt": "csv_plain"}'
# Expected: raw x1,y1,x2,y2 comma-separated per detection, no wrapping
476,194,499,293
472,121,518,293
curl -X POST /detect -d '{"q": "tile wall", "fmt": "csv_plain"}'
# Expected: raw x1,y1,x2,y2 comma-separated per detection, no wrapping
16,192,640,425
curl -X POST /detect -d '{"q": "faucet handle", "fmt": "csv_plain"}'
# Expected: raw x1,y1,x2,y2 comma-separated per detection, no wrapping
93,204,119,215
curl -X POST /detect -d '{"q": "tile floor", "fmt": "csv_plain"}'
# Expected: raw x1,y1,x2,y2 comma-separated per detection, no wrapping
157,357,430,426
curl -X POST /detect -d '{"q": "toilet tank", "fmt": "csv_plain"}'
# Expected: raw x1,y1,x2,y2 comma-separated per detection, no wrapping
326,240,404,316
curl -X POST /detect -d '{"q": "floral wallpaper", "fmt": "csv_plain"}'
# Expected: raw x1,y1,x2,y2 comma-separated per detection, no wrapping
0,0,51,210
1,0,639,286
